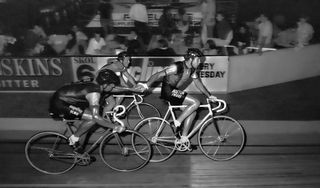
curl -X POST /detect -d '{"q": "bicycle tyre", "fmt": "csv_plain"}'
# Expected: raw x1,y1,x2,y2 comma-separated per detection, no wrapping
198,115,246,161
99,129,152,172
25,131,76,175
126,102,161,129
134,117,176,163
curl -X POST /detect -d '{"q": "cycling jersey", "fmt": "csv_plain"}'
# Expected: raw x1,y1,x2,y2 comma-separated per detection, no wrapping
49,82,101,120
99,59,127,76
161,61,198,105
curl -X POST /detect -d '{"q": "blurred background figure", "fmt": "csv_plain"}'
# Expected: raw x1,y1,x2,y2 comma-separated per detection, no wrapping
129,0,150,49
147,38,176,56
158,7,177,41
296,15,314,47
85,31,106,55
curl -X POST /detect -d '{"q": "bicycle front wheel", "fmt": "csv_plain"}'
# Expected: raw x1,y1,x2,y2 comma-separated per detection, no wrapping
198,115,246,161
25,132,76,175
126,102,161,129
135,117,176,163
99,129,152,172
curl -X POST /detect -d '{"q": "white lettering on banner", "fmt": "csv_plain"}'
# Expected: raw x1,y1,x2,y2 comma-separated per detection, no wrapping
0,58,63,76
0,79,39,88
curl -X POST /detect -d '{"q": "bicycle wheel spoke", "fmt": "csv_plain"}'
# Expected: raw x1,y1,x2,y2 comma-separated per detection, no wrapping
25,132,76,175
126,103,161,129
135,117,176,162
100,130,151,172
198,116,246,161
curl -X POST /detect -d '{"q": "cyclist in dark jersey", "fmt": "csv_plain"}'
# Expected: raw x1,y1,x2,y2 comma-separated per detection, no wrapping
49,69,140,146
96,51,137,117
137,48,216,140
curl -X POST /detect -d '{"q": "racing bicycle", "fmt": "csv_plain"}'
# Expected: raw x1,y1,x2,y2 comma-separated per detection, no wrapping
134,97,246,162
25,105,152,174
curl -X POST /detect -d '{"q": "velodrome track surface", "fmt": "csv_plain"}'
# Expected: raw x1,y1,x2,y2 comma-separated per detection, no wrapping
0,76,320,187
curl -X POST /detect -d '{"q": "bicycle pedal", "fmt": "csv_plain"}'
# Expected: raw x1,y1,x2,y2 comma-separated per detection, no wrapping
189,145,197,151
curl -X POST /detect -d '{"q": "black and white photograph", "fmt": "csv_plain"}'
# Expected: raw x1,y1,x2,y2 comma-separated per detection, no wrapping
0,0,320,187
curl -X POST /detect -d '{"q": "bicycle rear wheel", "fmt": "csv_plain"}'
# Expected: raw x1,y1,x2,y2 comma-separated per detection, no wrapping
198,115,246,161
126,102,161,129
135,117,176,163
99,129,151,172
25,132,76,175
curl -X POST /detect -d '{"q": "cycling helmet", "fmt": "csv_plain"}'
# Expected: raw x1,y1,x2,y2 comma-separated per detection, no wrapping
96,69,120,86
184,48,206,63
117,51,131,62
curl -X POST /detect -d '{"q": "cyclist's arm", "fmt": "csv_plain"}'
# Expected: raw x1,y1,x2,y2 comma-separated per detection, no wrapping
85,92,113,128
193,76,211,98
145,64,177,88
123,71,137,87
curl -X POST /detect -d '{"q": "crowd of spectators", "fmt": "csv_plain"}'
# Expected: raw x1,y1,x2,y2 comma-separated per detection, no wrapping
0,0,318,57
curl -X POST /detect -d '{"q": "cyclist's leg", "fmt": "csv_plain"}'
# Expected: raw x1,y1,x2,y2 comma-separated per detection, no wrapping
182,111,197,136
176,94,200,127
103,96,116,120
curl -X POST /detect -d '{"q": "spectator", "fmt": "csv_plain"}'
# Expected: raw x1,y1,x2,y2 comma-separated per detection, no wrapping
47,33,72,55
200,0,216,38
158,7,177,40
64,30,79,55
175,7,191,36
99,0,114,35
23,24,47,56
126,31,145,55
85,31,106,55
0,29,16,56
213,12,233,46
296,15,314,47
71,25,88,54
129,0,150,47
255,13,273,53
202,39,218,55
147,39,176,56
231,23,251,54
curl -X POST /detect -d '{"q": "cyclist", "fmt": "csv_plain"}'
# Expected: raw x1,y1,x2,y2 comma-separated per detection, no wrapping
49,69,140,148
137,48,216,140
97,51,137,121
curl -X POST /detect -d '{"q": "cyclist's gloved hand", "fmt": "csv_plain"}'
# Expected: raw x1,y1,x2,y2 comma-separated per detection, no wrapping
136,83,149,92
208,95,217,101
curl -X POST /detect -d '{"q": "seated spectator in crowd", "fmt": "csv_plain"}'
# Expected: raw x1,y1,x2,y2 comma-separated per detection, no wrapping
255,13,273,53
47,32,73,55
147,39,176,56
0,31,16,56
296,15,314,47
64,30,79,55
212,12,233,47
202,39,218,55
158,7,177,40
231,23,251,54
23,24,47,56
273,27,297,48
175,7,191,36
126,31,145,55
71,25,88,54
85,31,106,55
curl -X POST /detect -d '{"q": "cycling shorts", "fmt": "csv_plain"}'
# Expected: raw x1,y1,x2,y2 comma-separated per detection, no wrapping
161,88,187,105
50,99,86,120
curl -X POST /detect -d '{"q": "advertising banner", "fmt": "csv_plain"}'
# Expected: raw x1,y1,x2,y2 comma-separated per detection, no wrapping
0,57,73,92
97,56,228,93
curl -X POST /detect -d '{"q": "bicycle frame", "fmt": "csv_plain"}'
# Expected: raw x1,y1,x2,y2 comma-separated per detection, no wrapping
113,94,143,111
155,98,226,140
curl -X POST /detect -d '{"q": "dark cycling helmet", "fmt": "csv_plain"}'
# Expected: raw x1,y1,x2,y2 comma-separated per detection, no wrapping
117,51,132,62
96,69,120,86
184,48,206,63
